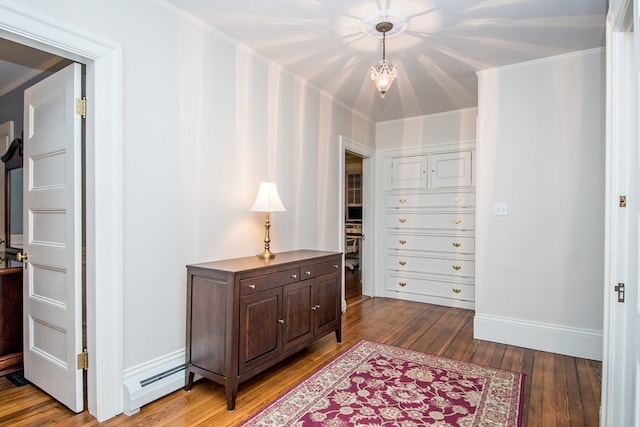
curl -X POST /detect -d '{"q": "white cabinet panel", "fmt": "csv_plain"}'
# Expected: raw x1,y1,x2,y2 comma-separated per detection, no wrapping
387,155,428,189
386,254,475,278
428,151,473,189
386,233,475,254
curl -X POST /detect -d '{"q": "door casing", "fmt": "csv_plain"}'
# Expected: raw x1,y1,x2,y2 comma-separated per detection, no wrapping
0,2,124,421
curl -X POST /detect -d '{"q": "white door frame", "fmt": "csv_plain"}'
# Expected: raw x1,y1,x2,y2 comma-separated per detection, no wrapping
0,2,124,421
338,135,375,310
601,5,637,425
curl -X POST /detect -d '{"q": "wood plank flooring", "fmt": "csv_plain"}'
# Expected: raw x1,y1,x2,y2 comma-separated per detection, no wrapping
0,297,601,426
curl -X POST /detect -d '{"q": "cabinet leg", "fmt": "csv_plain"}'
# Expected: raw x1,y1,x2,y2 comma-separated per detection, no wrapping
335,328,342,343
185,371,195,391
226,385,237,410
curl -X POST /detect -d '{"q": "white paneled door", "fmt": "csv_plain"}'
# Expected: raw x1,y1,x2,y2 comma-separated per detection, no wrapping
22,63,84,413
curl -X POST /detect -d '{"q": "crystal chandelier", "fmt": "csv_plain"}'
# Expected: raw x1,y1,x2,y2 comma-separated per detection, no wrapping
370,22,397,98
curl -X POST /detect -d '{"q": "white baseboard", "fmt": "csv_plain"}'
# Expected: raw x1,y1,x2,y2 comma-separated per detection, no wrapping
474,313,602,361
123,349,186,416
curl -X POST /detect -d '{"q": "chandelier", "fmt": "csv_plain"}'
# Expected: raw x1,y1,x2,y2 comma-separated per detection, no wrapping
370,22,397,98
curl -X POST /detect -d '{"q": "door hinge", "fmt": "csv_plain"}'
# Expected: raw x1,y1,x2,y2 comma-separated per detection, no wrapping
614,283,625,303
75,97,87,119
619,195,627,207
77,349,88,370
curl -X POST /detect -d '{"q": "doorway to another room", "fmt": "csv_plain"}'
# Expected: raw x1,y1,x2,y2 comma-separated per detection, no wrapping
345,152,363,305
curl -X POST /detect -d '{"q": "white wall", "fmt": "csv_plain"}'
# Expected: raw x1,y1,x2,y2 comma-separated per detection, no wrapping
475,49,605,360
11,0,374,372
376,107,477,149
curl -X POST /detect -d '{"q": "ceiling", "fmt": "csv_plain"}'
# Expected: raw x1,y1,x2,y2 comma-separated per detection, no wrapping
166,0,607,122
1,1,607,122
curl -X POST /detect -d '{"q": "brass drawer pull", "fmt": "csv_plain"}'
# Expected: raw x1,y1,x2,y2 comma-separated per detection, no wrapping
291,274,298,279
452,242,461,248
399,282,407,287
454,197,461,203
398,261,406,266
399,198,407,204
452,265,462,271
248,284,256,289
333,264,339,269
452,288,462,294
278,319,284,324
453,219,462,225
305,270,311,275
399,239,407,245
399,218,406,223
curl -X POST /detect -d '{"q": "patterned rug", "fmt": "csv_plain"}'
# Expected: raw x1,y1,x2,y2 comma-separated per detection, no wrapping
241,340,524,426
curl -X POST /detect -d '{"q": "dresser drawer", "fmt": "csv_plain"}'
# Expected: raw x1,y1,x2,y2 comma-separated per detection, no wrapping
386,212,475,231
386,191,475,209
386,253,475,278
299,259,340,280
386,233,474,254
240,268,300,295
385,273,475,301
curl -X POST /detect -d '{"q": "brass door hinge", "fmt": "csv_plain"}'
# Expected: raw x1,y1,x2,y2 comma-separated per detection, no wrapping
614,283,625,303
619,195,627,207
75,97,87,118
77,349,88,370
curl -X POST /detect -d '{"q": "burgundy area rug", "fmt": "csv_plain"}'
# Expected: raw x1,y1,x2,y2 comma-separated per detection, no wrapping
241,340,525,426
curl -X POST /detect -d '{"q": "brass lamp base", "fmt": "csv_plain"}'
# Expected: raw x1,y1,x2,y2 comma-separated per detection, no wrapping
257,212,276,259
257,248,276,259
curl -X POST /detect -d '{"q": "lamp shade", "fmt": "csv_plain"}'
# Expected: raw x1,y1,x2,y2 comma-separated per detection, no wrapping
250,182,286,212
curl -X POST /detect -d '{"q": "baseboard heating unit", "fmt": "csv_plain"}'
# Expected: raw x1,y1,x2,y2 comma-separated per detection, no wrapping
123,350,186,416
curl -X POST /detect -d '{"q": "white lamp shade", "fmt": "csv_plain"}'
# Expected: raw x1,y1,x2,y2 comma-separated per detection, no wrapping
250,182,286,212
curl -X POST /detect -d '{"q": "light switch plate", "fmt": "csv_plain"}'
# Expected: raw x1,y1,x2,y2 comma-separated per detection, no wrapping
493,203,509,216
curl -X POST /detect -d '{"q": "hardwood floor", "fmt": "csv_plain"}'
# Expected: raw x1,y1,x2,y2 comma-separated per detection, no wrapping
0,298,601,426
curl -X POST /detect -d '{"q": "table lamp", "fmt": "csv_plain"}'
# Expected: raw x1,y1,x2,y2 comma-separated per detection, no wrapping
250,182,286,259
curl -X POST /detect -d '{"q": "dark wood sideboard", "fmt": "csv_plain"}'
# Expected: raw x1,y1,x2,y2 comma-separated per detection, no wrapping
0,267,23,377
185,250,342,410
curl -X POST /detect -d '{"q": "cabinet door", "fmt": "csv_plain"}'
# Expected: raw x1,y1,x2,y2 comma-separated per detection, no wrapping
313,272,340,337
388,156,428,189
428,151,473,188
282,280,313,352
239,288,281,374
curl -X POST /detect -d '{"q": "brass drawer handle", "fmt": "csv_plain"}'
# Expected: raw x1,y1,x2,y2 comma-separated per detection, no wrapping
248,284,256,289
453,219,462,225
398,261,406,266
399,198,407,204
278,319,284,324
333,264,339,269
399,240,407,245
305,270,311,275
454,197,461,203
399,282,407,287
291,274,298,279
452,265,462,271
452,242,461,248
452,288,462,294
399,218,406,223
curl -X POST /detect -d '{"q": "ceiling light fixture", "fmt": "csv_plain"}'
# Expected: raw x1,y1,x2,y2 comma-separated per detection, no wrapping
370,22,397,98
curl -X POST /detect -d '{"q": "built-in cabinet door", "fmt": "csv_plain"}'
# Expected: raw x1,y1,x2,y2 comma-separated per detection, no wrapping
282,280,313,352
238,287,281,374
313,272,340,337
389,156,428,189
428,151,473,189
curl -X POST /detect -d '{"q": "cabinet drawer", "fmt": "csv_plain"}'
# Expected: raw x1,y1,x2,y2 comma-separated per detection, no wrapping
386,233,474,254
386,253,475,278
386,191,475,209
386,212,475,231
240,268,300,296
385,273,475,301
299,259,340,280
